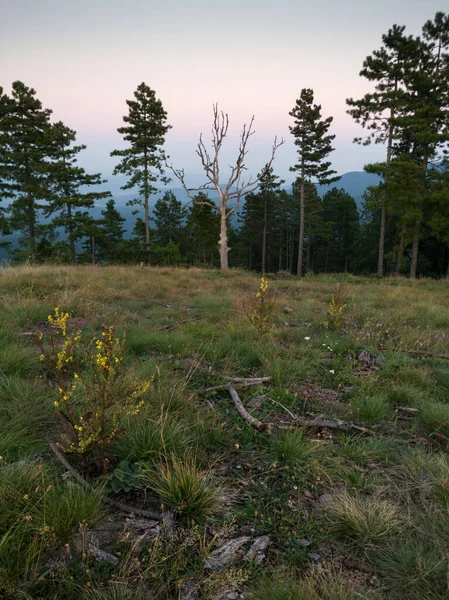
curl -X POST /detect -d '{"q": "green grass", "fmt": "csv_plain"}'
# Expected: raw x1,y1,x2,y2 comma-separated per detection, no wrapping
140,455,222,525
2,266,449,598
270,430,315,467
324,491,402,551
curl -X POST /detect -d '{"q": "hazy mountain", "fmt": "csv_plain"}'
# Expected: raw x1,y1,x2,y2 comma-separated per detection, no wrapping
317,170,382,206
0,169,381,258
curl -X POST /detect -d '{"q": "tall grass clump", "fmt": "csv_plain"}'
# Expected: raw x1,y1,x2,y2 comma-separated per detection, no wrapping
115,415,195,463
324,491,402,551
140,455,222,524
374,538,448,599
251,569,379,600
270,430,314,468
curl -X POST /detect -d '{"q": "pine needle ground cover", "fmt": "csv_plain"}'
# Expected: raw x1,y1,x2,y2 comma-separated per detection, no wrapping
1,265,449,599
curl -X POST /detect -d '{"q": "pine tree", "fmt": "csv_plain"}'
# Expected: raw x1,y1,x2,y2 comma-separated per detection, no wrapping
185,194,220,265
153,191,186,247
322,188,360,272
289,89,339,276
0,87,12,240
238,168,284,273
346,25,420,275
46,121,111,264
96,199,126,263
394,12,449,277
0,82,53,261
111,83,171,265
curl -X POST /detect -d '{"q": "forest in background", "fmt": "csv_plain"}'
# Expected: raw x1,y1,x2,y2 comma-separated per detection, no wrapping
0,11,448,277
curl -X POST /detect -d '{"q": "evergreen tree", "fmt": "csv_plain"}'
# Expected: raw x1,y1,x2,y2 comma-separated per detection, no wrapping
292,179,326,273
0,87,12,241
96,199,126,263
111,83,171,265
289,89,339,276
346,25,420,275
238,168,285,273
185,193,220,265
322,188,360,272
153,191,186,247
393,13,449,277
46,121,111,264
0,82,53,261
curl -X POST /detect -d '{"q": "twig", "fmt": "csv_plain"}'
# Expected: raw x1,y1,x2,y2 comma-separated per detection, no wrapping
50,443,164,522
158,315,207,332
279,416,376,436
396,406,420,414
146,300,200,312
200,377,271,393
224,376,272,384
267,397,297,420
228,386,270,432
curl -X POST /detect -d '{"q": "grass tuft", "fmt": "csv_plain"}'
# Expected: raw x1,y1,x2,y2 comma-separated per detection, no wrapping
140,455,222,524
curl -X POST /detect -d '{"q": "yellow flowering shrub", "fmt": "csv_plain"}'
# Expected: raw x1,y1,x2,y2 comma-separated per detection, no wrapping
37,309,152,472
245,277,275,336
324,282,350,331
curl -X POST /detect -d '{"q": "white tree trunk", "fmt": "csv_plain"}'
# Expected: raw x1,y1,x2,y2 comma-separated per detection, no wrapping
219,205,229,270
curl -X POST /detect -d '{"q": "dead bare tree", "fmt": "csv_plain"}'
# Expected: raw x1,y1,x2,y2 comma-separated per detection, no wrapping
169,105,284,270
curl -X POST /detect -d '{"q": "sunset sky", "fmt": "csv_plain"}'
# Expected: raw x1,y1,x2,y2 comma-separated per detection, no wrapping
1,0,447,184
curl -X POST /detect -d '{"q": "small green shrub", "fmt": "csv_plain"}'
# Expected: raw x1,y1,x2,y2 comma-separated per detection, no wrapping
324,282,350,330
245,277,276,336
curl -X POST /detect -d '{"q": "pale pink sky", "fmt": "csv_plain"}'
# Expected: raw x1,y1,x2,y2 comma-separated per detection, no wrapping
1,0,446,182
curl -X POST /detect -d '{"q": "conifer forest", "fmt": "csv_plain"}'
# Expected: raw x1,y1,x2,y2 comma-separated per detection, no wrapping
1,12,448,278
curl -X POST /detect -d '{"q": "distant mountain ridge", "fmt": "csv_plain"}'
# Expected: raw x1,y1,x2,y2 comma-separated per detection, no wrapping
105,169,381,212
0,169,381,256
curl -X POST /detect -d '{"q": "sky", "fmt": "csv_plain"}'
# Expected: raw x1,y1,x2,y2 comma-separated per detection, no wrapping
1,0,447,185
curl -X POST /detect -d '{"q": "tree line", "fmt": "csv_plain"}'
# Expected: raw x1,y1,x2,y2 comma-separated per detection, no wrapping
0,11,448,276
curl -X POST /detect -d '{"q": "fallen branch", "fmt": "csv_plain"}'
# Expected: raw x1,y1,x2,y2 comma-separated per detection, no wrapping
225,376,272,384
226,391,375,437
200,377,272,393
158,315,207,332
396,406,420,414
146,300,200,312
287,416,376,436
50,443,166,523
228,386,270,432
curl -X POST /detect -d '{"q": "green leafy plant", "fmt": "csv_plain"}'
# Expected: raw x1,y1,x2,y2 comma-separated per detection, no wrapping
99,460,144,495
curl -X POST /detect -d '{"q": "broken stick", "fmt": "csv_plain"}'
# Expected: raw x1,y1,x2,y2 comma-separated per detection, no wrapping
228,386,270,432
50,442,167,523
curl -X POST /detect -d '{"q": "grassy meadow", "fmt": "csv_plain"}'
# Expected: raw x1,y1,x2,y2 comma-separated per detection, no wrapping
1,265,449,599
